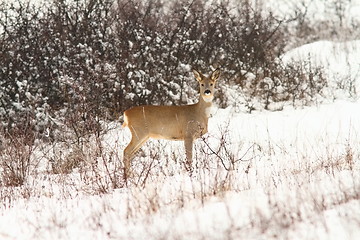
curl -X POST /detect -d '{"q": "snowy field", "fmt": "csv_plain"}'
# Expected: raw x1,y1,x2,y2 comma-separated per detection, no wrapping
1,0,360,239
1,39,360,239
0,94,359,239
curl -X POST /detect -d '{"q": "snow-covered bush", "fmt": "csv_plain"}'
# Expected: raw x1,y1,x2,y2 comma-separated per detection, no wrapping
0,0,328,137
0,0,118,137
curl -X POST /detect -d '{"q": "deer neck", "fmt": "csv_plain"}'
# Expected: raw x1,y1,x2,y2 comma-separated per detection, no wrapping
196,96,213,118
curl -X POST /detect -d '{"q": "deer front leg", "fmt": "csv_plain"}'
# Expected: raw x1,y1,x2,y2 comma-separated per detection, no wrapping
184,137,193,171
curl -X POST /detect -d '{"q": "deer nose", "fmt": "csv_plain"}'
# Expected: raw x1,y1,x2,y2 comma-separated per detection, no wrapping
204,90,211,95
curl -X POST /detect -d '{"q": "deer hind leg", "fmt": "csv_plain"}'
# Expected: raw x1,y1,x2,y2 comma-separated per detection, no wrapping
123,132,149,177
184,137,194,171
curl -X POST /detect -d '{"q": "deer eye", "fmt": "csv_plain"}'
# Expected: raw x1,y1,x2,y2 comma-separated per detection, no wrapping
210,83,213,86
201,83,204,87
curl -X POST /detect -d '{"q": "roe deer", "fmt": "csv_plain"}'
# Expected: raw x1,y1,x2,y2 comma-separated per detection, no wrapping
122,68,220,175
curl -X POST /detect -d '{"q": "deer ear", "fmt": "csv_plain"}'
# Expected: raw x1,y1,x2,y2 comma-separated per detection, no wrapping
211,68,220,81
193,69,202,82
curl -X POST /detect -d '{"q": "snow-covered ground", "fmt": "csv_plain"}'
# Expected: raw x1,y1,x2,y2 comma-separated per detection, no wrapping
1,0,360,239
1,40,360,239
0,96,359,240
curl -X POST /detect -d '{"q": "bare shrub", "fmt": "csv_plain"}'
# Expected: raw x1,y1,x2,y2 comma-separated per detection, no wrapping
50,146,84,175
0,127,36,187
279,60,327,106
283,0,360,50
75,134,124,194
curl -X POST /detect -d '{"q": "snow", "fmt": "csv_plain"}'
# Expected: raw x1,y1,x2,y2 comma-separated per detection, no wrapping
1,94,360,239
281,40,360,99
1,1,360,239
